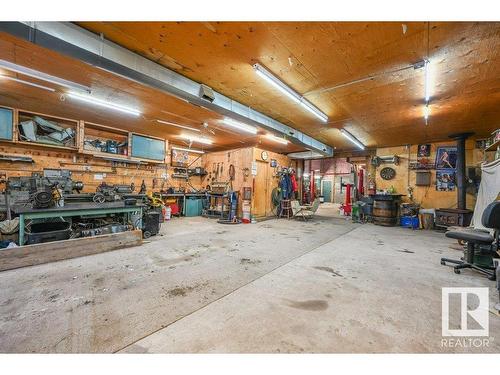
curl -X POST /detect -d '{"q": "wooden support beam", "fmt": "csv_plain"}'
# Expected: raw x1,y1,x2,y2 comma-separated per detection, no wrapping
0,230,143,272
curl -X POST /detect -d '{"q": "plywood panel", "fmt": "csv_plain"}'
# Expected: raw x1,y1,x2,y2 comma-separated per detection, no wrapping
79,21,500,150
0,230,142,272
374,140,477,210
0,31,303,155
253,147,294,216
201,147,254,215
0,141,203,195
253,160,268,217
201,146,292,217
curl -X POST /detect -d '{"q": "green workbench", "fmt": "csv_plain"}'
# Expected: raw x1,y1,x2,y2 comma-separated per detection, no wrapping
12,202,143,246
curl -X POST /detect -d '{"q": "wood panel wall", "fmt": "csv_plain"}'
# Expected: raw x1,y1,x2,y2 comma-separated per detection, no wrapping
252,147,295,217
374,140,481,210
0,139,292,219
0,142,203,194
201,146,293,217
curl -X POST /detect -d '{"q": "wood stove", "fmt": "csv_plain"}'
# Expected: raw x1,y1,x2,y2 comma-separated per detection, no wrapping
435,208,473,228
435,132,474,229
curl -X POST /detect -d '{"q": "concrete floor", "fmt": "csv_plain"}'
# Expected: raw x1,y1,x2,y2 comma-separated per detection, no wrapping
0,204,498,353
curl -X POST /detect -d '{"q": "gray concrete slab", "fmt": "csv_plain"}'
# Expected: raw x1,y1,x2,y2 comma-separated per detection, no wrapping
121,224,500,353
1,203,498,353
0,204,356,353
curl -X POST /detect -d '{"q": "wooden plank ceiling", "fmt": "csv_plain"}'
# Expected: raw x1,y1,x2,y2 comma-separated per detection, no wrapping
0,31,303,154
78,21,500,150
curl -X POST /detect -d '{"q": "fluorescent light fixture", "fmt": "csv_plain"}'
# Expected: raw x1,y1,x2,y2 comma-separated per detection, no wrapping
0,74,55,92
67,92,141,116
157,119,200,132
171,146,205,154
300,100,329,122
340,129,365,150
424,59,431,102
423,105,430,119
222,118,258,134
423,104,430,125
253,63,328,122
0,59,91,93
265,134,289,145
254,68,300,104
179,134,213,145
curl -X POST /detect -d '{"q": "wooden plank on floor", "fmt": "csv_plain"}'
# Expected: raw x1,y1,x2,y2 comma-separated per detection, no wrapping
0,230,143,272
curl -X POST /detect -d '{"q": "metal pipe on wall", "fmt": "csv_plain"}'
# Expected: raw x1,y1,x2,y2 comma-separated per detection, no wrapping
449,132,473,210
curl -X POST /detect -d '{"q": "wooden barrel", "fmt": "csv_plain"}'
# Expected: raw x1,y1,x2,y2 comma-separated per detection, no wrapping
373,199,399,226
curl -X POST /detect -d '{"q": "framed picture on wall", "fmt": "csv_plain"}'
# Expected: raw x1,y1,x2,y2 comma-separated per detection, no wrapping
417,144,431,158
171,148,189,167
436,169,456,191
435,146,457,169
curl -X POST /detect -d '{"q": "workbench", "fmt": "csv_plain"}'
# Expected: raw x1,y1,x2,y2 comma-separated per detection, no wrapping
155,192,207,216
12,201,143,246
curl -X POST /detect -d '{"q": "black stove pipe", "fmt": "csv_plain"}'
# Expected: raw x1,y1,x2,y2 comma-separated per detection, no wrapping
449,132,473,210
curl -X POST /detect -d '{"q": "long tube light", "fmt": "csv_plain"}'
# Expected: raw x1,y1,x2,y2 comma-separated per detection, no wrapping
423,104,430,125
0,59,91,93
0,74,55,92
265,134,289,145
171,146,205,154
67,92,141,116
222,118,258,134
157,119,200,132
423,59,432,125
340,129,365,150
253,63,328,123
179,134,213,145
424,59,431,102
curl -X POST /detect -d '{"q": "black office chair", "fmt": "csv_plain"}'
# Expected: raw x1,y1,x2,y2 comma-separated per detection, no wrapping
441,201,500,280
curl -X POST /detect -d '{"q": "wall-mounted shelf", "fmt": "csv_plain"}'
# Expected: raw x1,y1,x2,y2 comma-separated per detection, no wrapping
81,150,130,161
0,105,170,166
17,110,78,150
409,161,436,170
16,141,77,152
0,153,34,163
485,139,500,152
81,121,129,157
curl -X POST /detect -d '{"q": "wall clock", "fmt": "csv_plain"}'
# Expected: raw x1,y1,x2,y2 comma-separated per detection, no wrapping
380,167,396,180
261,151,269,161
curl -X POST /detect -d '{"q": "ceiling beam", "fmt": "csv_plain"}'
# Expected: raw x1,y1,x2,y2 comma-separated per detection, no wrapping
0,22,333,156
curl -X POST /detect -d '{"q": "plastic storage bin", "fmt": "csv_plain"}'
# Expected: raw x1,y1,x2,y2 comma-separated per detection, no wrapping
400,216,419,229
